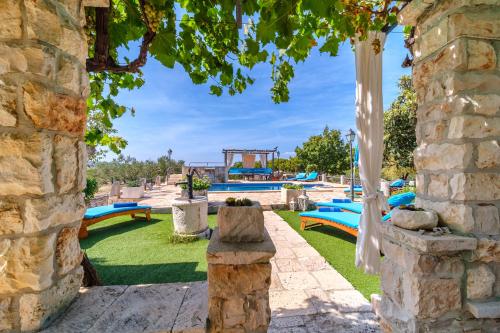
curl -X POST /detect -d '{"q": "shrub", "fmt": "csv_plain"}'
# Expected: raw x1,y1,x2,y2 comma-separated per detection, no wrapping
126,179,141,187
283,183,304,190
83,178,98,204
180,176,211,191
225,197,253,207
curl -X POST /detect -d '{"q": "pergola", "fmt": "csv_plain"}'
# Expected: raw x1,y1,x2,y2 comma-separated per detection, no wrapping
222,148,278,181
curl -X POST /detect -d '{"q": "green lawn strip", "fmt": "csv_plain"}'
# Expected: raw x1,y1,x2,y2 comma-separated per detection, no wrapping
275,210,380,299
80,214,217,285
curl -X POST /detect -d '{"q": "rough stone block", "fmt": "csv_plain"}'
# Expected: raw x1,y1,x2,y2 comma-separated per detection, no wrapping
448,12,500,40
470,238,500,263
54,135,78,193
56,56,81,93
23,193,85,233
207,228,276,265
218,203,265,242
426,174,448,198
413,19,447,61
0,81,17,127
0,132,53,196
414,143,472,171
392,208,438,231
468,40,497,70
450,173,500,201
467,265,495,300
0,0,22,39
0,200,23,235
0,234,56,293
474,205,500,235
25,0,62,46
417,198,474,232
465,300,500,319
208,263,271,332
0,297,15,332
19,267,83,331
56,227,82,276
60,28,87,65
494,263,500,296
23,82,86,135
417,120,447,144
476,140,500,169
77,141,87,191
403,276,461,319
470,94,500,116
444,72,500,96
380,221,477,253
83,0,110,7
448,115,500,139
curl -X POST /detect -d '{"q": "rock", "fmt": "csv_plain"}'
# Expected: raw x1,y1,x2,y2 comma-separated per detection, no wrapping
0,0,22,39
77,141,87,191
470,239,500,263
427,174,448,198
466,300,500,319
54,135,78,194
476,140,500,169
392,208,438,231
0,234,56,293
172,197,208,235
19,267,83,331
206,228,275,265
0,200,23,235
25,0,62,46
23,81,86,135
467,40,497,70
414,143,472,171
0,297,14,331
448,12,500,40
56,55,81,94
474,205,500,235
448,115,500,139
467,265,495,300
23,193,85,233
416,198,474,233
471,94,500,116
0,80,17,126
56,227,83,276
450,173,500,201
218,202,265,242
0,132,54,196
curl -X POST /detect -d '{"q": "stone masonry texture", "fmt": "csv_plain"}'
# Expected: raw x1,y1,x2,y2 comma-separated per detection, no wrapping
0,0,92,331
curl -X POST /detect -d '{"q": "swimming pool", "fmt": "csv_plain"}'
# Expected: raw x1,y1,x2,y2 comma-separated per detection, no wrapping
208,182,322,192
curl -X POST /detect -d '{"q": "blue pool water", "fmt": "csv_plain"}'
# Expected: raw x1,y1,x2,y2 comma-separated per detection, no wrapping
208,182,322,192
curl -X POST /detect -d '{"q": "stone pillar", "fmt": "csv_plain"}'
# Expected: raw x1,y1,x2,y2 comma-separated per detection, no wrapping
378,0,500,331
207,203,276,332
0,0,93,330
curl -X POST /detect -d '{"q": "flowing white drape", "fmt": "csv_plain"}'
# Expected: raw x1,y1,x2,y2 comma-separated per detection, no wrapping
260,154,267,168
225,153,235,182
354,31,389,274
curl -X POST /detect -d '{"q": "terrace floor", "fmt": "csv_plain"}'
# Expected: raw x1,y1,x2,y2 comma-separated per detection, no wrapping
45,212,378,333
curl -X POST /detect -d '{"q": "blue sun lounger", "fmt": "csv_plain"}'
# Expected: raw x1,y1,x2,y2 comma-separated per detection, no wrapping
288,172,307,181
316,192,415,213
299,208,393,237
303,171,318,181
80,203,152,239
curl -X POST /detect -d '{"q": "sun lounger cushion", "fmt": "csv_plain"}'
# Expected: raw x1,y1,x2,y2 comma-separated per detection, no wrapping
387,192,415,207
390,179,404,187
84,204,152,219
113,202,138,208
229,168,273,175
332,198,352,203
316,202,363,214
300,210,393,230
318,207,342,212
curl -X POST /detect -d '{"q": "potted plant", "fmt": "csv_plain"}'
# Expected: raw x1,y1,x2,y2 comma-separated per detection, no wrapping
180,176,211,198
281,183,304,206
83,177,99,206
121,179,145,199
217,197,264,242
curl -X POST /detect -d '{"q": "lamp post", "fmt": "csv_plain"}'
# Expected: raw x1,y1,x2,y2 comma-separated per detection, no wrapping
167,148,173,184
277,150,280,179
346,129,356,201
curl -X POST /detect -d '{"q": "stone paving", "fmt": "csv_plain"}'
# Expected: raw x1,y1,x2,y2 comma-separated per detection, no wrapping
46,212,378,332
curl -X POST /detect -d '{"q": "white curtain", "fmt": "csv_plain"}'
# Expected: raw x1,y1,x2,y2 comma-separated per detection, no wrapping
225,153,235,182
354,31,389,274
260,154,267,168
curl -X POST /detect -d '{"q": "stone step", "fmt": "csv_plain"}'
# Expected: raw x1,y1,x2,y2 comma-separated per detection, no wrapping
42,282,207,333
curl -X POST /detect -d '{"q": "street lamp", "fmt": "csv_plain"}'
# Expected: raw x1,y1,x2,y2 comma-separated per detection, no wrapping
345,129,356,201
166,148,173,183
277,150,280,178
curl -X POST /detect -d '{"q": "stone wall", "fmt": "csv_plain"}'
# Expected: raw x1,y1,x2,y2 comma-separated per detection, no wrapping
0,0,90,331
377,0,500,331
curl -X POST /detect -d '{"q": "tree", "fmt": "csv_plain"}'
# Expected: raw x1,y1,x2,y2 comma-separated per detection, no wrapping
85,1,401,154
383,75,417,180
295,127,349,175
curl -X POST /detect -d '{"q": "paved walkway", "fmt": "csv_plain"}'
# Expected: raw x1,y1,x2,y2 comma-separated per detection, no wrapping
46,212,378,332
265,211,379,333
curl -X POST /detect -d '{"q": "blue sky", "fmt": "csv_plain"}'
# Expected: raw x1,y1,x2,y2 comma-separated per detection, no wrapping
111,28,410,163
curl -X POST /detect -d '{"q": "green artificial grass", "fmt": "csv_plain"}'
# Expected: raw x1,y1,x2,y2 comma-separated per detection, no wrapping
276,210,380,299
80,214,217,285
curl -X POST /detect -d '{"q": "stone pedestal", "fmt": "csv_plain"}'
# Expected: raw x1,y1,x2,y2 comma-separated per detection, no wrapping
378,1,500,331
280,188,301,206
218,202,264,242
206,228,276,332
172,197,208,235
